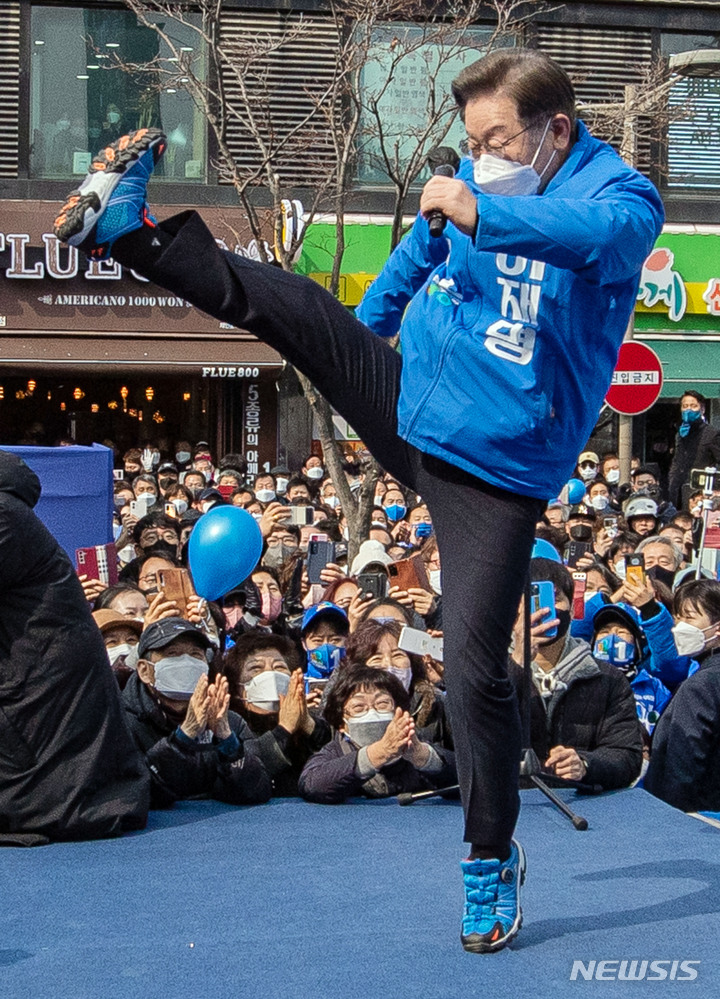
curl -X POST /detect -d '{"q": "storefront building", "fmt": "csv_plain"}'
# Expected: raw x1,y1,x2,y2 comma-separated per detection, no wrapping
0,201,282,471
2,0,720,473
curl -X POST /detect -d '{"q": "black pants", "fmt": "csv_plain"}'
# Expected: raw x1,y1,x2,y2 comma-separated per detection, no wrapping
116,212,544,853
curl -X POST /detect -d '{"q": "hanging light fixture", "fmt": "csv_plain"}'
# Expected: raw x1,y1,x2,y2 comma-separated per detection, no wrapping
91,404,99,413
182,392,191,402
145,386,154,401
27,379,37,393
73,387,85,400
0,386,5,400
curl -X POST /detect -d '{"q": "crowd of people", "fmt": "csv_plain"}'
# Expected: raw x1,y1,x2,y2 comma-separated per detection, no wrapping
66,387,720,818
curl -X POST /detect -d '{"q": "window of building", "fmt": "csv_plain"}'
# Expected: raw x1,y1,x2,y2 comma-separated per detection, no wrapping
29,6,206,182
355,25,512,189
662,33,720,190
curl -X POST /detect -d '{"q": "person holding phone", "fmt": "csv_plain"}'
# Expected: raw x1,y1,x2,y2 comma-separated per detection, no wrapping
510,558,642,790
55,47,663,951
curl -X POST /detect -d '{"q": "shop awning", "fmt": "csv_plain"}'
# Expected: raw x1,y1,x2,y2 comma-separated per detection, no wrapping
0,332,284,377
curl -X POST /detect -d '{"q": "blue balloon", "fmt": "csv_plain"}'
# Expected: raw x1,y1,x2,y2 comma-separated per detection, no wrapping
566,478,587,505
531,538,562,563
188,506,263,601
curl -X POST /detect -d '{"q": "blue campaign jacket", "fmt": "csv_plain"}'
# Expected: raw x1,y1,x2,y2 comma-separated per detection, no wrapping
356,123,665,499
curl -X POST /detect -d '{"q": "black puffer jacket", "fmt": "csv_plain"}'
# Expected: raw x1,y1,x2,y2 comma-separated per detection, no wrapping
0,450,149,843
509,635,643,790
123,672,272,807
644,648,720,812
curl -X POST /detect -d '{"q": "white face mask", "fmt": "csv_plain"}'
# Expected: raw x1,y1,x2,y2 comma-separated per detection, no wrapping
172,499,188,515
107,643,133,666
324,495,341,509
605,468,620,485
429,569,442,595
387,665,412,691
118,544,136,564
672,620,717,657
614,558,627,580
244,670,290,711
591,494,609,511
345,709,394,748
255,489,276,504
251,512,263,523
306,466,324,480
473,118,555,196
276,477,289,495
579,467,598,481
153,653,208,699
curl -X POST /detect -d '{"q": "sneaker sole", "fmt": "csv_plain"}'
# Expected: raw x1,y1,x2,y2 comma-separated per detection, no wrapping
461,841,527,954
53,128,166,244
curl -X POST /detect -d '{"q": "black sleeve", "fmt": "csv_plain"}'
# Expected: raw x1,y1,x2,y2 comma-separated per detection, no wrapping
644,677,720,811
581,674,643,790
298,741,367,804
145,730,271,806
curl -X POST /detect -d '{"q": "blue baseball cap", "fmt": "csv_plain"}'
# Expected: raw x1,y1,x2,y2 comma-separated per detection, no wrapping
301,601,349,636
531,538,563,563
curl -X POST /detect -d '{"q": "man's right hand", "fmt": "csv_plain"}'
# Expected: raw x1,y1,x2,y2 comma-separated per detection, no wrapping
259,501,291,538
180,674,210,740
143,591,181,627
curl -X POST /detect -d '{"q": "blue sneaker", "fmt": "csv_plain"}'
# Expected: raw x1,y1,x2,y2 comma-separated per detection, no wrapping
53,128,166,260
460,840,526,953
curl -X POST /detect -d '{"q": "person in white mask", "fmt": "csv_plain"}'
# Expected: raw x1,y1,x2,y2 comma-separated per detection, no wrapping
253,472,277,505
645,579,720,812
345,619,452,748
302,454,324,483
223,633,331,797
298,665,455,804
600,454,622,489
123,618,272,808
92,609,142,689
575,451,600,484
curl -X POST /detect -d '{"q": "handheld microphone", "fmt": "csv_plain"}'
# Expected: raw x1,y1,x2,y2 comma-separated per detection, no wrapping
428,164,455,238
426,146,460,239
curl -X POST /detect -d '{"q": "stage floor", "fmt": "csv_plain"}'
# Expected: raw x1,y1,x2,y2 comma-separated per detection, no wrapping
1,788,716,998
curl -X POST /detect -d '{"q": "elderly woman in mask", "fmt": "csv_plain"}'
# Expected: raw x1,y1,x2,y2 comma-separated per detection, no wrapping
322,619,452,750
223,633,331,796
298,665,455,804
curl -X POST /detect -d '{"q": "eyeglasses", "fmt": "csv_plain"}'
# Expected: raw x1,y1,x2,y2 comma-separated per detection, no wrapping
266,536,298,548
345,696,395,718
460,118,549,161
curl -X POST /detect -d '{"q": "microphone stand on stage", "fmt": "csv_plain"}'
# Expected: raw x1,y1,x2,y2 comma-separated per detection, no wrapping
396,577,599,831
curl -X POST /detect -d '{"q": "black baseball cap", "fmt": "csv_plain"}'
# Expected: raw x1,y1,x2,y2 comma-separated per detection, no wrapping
138,617,212,658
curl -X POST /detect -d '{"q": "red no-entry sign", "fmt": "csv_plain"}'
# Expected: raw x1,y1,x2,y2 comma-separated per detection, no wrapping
605,341,663,416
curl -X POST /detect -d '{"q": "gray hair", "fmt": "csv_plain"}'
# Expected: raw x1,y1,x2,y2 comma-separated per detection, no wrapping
635,535,683,570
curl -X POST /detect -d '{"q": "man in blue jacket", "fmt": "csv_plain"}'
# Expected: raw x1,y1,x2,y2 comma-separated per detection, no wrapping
54,47,664,952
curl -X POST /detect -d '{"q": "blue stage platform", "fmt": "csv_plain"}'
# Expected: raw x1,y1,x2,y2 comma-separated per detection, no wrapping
1,788,716,999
